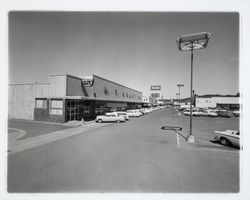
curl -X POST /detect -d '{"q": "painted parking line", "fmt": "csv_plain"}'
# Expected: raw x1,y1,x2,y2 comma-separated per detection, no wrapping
176,132,180,148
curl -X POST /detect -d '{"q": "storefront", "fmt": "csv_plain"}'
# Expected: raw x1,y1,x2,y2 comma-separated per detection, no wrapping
9,74,143,123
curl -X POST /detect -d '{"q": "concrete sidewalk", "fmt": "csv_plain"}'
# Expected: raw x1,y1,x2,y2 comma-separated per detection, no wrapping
8,122,111,155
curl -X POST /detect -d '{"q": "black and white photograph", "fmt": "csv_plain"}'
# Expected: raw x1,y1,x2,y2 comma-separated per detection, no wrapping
1,0,250,200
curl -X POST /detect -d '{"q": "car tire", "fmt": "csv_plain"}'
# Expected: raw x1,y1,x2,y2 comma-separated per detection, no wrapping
98,119,103,123
220,137,231,146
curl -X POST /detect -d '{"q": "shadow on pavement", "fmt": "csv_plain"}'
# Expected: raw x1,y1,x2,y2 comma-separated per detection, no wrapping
161,126,240,152
210,140,241,150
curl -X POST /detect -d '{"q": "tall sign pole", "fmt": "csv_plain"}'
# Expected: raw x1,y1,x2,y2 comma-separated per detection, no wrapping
176,32,211,143
177,84,184,104
189,45,194,141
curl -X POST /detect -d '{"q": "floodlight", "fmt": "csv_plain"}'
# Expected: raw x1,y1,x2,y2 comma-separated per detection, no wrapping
176,32,211,143
177,32,211,51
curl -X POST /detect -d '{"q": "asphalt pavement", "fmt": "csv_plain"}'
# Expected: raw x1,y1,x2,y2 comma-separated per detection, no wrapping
7,108,239,193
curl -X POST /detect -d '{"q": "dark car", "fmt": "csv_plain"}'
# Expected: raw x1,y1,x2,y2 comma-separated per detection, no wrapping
217,110,234,118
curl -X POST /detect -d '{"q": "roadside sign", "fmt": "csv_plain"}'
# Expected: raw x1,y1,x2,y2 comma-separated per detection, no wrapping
151,85,161,90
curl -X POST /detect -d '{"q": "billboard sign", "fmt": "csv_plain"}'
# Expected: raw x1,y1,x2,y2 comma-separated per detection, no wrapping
151,85,161,91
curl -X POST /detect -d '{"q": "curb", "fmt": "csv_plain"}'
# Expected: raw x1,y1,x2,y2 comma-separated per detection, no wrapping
8,123,109,155
63,120,96,127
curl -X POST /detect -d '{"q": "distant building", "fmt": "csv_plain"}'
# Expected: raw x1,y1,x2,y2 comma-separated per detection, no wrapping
196,97,240,109
142,96,155,107
9,74,143,123
150,85,163,104
157,99,171,106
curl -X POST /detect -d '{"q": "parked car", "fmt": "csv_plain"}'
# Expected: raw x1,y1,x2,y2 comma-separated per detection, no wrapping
96,113,125,123
217,110,234,118
126,110,142,117
135,109,145,115
140,108,152,114
232,110,240,117
179,105,192,111
183,108,200,116
214,130,240,147
112,111,129,120
198,109,218,117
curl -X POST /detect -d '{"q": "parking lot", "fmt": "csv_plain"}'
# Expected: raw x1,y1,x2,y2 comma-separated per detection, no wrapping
168,108,239,144
8,107,240,193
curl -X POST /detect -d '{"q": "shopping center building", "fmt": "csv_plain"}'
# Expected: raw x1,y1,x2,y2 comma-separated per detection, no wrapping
195,96,240,109
8,74,143,123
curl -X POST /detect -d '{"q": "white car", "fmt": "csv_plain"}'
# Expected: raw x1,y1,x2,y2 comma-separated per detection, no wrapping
232,110,240,117
183,108,200,116
198,109,218,117
96,113,125,123
140,108,152,114
112,111,129,120
151,107,160,111
126,110,142,117
214,130,240,147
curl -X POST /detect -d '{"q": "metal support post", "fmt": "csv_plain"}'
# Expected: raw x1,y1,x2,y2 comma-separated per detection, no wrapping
187,45,195,142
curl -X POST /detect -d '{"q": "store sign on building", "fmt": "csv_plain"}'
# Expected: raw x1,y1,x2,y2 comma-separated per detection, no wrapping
80,75,94,86
151,85,161,90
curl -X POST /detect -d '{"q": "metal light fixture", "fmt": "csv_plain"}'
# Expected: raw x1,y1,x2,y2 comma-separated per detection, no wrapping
177,32,211,51
176,32,211,142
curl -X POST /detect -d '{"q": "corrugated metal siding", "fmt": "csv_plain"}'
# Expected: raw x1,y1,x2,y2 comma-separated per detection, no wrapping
49,74,66,97
8,83,49,120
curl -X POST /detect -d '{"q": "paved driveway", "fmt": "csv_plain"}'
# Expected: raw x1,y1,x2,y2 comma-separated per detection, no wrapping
8,119,70,139
8,109,240,193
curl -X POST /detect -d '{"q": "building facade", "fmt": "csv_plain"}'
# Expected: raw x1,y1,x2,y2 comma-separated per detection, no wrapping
142,96,155,107
196,97,240,109
9,74,143,123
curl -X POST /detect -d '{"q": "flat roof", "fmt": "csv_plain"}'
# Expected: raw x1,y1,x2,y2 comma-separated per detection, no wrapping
49,73,82,80
9,82,49,86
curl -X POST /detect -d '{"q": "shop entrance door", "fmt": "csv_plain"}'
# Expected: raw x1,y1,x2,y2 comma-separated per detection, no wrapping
66,100,84,121
66,100,94,122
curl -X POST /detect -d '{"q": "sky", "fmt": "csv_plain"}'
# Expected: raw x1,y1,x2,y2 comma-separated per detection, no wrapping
9,12,239,99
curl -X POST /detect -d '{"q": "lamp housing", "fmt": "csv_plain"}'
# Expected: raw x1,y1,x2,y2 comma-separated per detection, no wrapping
176,32,211,51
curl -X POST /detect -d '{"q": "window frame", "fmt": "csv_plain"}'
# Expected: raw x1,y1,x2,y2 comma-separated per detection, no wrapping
35,98,47,109
50,99,64,115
